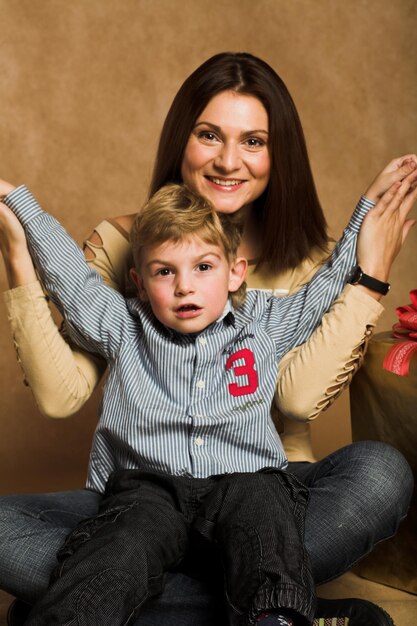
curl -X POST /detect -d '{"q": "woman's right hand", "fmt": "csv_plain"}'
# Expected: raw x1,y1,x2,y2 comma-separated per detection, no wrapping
0,190,37,287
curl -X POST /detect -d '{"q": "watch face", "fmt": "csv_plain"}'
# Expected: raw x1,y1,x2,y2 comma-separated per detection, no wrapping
350,266,362,284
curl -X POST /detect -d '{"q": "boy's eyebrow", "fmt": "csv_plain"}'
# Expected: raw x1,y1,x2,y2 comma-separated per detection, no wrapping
193,121,269,136
145,250,223,269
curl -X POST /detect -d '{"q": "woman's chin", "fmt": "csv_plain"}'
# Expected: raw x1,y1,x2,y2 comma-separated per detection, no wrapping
205,193,248,215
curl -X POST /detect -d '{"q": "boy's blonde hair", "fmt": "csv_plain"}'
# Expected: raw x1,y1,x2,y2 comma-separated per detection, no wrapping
131,184,246,307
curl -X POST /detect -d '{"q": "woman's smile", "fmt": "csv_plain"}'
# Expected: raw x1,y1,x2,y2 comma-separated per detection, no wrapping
205,176,247,192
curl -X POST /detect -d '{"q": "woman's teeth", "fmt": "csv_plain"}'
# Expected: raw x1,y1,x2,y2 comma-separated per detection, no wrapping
209,177,242,186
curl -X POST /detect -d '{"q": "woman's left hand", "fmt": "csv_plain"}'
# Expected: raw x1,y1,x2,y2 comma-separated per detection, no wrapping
357,168,417,286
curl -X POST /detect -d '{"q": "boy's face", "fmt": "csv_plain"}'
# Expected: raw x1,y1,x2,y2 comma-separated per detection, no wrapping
130,235,247,334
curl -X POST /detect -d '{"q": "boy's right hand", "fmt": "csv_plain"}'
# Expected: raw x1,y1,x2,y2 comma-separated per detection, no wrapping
0,178,16,199
0,191,37,288
0,197,27,256
364,155,417,203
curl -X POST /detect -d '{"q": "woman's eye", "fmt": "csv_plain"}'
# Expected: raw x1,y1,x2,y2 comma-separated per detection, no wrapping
245,137,265,148
198,131,219,143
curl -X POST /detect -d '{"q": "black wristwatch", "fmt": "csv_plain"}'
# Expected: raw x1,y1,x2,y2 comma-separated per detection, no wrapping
348,265,391,295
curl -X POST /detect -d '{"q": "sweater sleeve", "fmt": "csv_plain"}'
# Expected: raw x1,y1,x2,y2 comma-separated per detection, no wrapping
3,281,106,418
275,285,384,421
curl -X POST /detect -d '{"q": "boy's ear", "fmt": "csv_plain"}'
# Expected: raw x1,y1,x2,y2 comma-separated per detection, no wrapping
130,268,149,302
228,257,248,293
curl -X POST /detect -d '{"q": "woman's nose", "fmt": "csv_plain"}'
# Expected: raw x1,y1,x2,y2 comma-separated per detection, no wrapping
214,142,241,172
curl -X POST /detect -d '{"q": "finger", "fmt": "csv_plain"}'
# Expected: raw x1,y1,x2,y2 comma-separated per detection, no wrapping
372,181,402,215
385,159,417,187
398,183,417,221
394,154,417,169
400,153,417,164
382,154,417,174
406,168,417,190
401,219,416,245
401,156,417,166
0,180,16,197
383,174,417,216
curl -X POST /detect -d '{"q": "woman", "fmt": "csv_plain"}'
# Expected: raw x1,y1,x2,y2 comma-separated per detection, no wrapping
0,52,415,625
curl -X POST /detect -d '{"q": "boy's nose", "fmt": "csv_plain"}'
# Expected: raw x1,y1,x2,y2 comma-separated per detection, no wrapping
175,274,194,296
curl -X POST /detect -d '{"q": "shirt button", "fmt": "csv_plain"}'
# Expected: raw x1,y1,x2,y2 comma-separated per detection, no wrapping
198,337,207,346
195,437,204,447
196,380,205,389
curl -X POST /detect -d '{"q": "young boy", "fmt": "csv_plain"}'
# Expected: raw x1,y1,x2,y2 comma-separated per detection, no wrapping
2,182,376,626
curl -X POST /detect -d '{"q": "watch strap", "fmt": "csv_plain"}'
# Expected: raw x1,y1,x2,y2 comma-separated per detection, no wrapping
349,266,390,295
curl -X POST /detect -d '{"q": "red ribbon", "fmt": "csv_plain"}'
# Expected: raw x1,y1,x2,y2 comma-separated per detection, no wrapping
383,290,417,376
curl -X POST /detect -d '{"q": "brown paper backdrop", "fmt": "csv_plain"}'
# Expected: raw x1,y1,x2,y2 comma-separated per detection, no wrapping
0,0,416,493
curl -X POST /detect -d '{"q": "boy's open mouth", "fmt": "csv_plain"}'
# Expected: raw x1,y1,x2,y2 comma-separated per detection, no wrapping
176,304,201,313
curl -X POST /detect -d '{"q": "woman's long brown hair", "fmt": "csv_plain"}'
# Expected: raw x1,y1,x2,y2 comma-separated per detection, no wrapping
149,52,328,273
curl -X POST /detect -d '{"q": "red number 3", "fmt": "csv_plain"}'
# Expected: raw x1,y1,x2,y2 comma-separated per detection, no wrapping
226,348,259,397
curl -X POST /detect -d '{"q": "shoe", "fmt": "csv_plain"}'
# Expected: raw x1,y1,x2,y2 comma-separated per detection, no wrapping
256,613,295,625
7,599,32,626
315,597,394,626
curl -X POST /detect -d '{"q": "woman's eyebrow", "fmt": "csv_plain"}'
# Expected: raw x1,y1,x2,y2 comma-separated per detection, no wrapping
193,121,268,136
193,121,221,131
241,129,269,137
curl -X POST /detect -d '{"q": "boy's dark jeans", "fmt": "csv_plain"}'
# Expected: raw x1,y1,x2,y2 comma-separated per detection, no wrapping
25,468,316,626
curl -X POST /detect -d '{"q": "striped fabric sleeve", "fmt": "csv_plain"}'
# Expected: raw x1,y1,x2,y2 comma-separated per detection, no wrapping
269,196,375,360
4,186,132,360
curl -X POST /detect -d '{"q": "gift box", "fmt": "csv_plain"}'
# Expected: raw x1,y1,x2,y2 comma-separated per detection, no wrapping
350,291,417,594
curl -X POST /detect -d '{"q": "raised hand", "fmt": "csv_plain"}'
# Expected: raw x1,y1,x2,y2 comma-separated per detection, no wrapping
357,168,417,288
364,155,417,202
0,178,16,199
0,188,37,287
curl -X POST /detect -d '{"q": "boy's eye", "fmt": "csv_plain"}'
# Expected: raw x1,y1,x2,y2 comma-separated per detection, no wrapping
197,263,211,272
156,268,173,276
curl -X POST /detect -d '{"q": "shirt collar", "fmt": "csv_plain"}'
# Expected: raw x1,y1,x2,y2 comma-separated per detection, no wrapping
217,299,236,327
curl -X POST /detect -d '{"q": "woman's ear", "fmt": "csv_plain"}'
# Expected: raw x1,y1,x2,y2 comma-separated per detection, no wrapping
130,268,149,302
228,257,248,293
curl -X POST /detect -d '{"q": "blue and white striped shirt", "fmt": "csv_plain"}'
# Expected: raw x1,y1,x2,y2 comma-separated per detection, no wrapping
6,186,374,494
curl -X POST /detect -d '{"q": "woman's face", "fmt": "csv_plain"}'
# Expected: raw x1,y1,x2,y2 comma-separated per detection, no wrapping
181,90,270,214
